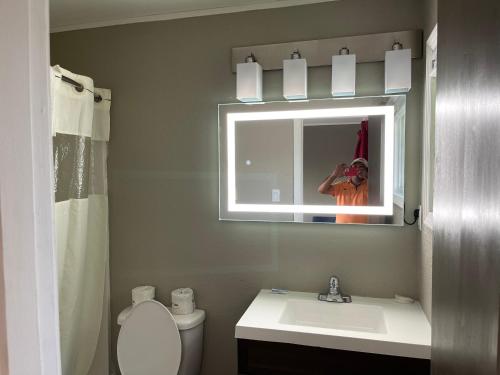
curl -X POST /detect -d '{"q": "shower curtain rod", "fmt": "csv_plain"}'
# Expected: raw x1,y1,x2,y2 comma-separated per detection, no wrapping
59,74,105,103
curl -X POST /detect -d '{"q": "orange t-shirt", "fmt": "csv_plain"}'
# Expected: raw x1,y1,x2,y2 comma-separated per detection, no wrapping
330,179,368,224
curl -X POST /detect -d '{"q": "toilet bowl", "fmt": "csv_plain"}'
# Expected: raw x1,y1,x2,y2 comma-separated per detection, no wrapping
117,300,205,375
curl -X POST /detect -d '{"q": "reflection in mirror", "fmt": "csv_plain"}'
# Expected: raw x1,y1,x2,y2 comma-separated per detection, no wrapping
219,96,406,225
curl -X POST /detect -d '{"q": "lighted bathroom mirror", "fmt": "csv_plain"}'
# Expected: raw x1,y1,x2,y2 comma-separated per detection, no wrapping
219,95,406,225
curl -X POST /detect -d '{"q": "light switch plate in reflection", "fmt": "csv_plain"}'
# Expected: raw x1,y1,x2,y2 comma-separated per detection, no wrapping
272,189,281,202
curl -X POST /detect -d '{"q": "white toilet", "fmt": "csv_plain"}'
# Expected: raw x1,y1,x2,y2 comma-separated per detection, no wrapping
117,300,205,375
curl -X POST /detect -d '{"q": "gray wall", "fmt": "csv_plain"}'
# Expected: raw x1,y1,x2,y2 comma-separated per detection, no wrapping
424,0,438,39
236,120,294,204
50,0,424,374
432,0,500,374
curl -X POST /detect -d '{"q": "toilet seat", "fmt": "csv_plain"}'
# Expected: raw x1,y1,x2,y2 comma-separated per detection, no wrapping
117,300,182,375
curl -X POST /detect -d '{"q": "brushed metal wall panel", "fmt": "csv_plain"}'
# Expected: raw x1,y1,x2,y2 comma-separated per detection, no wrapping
432,1,500,374
231,30,422,72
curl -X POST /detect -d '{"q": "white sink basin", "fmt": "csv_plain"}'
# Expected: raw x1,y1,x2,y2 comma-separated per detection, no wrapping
235,289,431,359
280,299,387,334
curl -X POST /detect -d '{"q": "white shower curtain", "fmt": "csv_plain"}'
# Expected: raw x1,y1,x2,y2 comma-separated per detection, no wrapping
50,65,111,375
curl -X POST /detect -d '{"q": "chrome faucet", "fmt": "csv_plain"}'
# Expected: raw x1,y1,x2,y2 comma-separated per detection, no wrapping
318,275,352,303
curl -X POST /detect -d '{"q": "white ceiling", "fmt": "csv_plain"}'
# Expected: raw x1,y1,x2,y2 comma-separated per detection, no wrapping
50,0,337,33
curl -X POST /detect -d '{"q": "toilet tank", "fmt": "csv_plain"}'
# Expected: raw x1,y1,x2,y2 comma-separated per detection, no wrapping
171,309,205,375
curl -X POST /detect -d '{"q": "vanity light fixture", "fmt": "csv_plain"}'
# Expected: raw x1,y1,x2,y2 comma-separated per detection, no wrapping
331,47,356,97
236,54,263,103
385,42,412,94
226,106,395,216
283,50,308,100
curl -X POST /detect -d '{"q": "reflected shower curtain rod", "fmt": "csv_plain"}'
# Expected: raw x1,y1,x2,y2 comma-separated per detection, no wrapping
59,74,105,103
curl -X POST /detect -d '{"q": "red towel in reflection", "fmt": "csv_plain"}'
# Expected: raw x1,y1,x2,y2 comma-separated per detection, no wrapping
354,120,368,160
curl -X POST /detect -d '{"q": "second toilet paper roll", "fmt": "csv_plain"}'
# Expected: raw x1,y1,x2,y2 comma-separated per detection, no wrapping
171,288,195,315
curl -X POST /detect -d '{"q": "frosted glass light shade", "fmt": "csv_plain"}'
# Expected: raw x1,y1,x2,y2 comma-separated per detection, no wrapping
385,48,412,94
283,58,307,100
236,62,263,102
331,54,356,97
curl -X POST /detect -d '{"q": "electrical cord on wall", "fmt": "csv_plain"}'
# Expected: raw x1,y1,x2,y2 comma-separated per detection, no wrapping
404,206,420,225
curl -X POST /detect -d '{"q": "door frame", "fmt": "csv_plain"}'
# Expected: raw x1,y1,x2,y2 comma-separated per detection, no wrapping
0,0,61,374
421,24,438,230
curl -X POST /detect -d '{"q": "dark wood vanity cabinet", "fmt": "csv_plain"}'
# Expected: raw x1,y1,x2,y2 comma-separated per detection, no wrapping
237,339,430,375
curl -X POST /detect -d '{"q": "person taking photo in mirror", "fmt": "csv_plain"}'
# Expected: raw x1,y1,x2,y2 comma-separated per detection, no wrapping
317,158,369,224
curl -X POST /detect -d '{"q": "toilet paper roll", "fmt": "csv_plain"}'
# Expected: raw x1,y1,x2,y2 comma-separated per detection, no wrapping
171,288,195,315
132,285,155,306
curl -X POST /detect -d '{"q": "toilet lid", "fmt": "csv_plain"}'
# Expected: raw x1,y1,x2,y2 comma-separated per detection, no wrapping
117,300,181,375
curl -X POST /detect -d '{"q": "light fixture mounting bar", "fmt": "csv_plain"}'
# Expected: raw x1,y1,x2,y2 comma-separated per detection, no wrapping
231,30,422,72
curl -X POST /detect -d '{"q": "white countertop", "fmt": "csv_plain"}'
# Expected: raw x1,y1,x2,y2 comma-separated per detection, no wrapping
235,289,431,359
